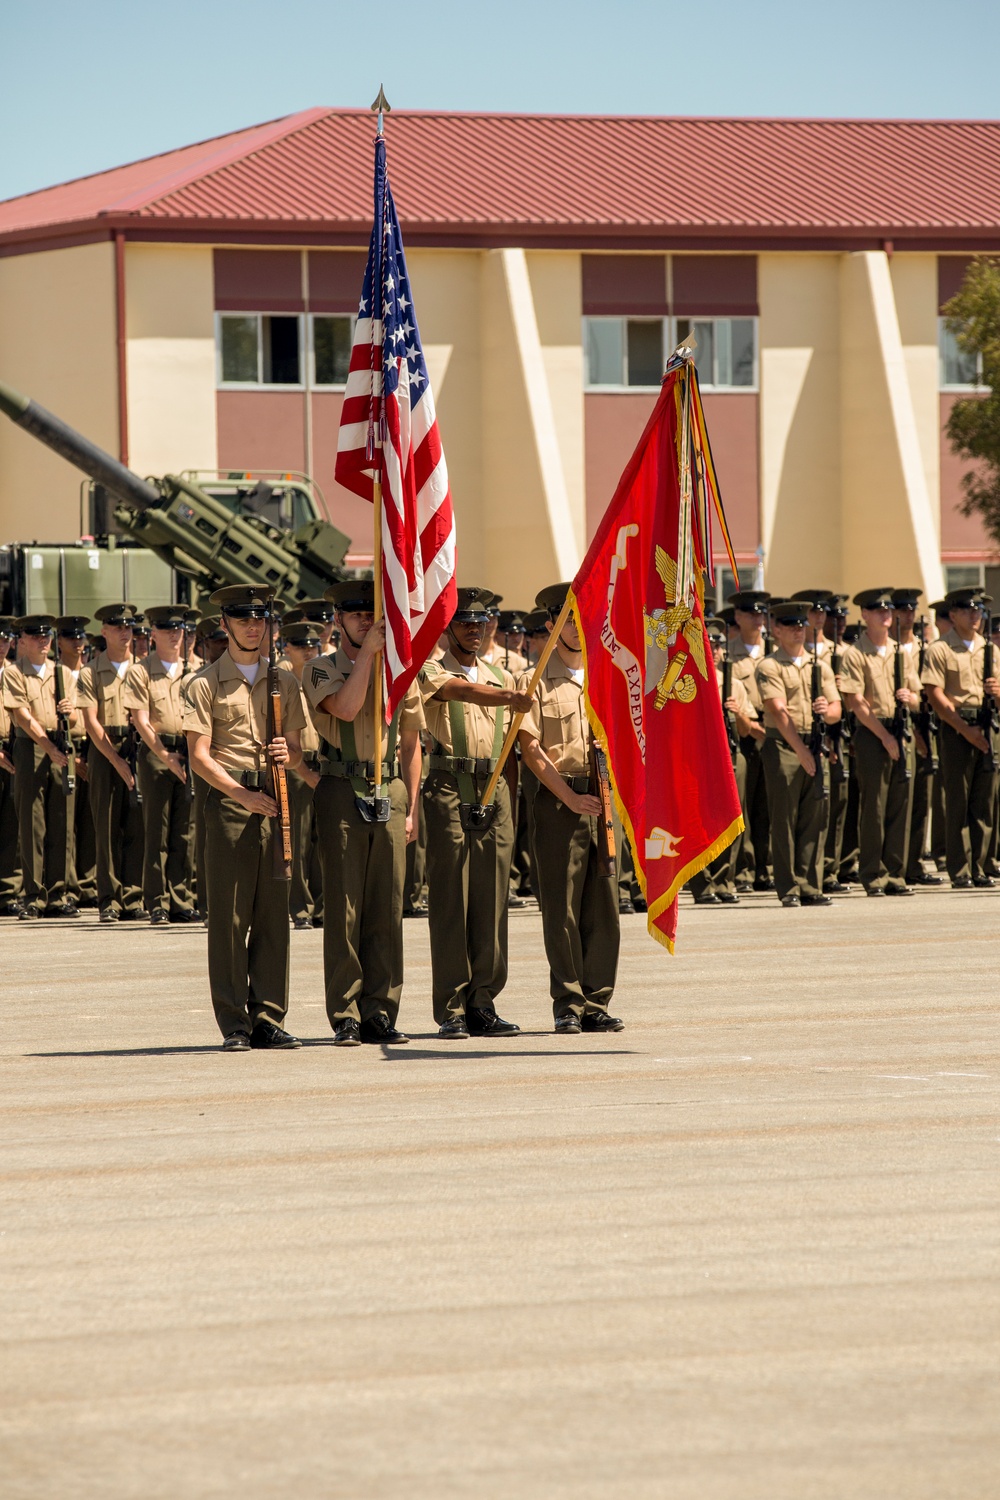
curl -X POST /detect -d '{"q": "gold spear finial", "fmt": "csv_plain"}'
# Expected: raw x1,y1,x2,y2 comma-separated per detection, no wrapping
371,85,391,135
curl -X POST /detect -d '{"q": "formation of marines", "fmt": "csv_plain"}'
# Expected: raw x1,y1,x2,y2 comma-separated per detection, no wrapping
1,580,997,1050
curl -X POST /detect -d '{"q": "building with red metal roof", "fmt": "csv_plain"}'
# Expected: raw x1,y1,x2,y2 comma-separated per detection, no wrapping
0,107,998,602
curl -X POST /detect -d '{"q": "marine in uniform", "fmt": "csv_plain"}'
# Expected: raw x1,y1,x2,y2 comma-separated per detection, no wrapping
303,581,423,1045
54,616,95,909
280,620,324,932
417,587,533,1038
728,590,773,890
182,585,306,1050
838,588,922,896
892,589,944,887
283,599,338,655
921,588,1000,888
77,603,145,922
517,583,622,1033
3,615,77,919
820,595,855,890
123,605,198,924
755,600,841,907
196,615,229,666
0,618,23,914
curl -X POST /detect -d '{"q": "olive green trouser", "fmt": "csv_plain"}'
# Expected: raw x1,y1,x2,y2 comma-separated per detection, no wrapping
12,737,71,910
88,748,143,916
930,771,946,863
72,760,96,903
404,791,427,911
531,783,620,1018
0,764,21,904
287,772,323,923
423,770,513,1025
853,723,915,891
690,746,747,898
204,788,290,1037
736,736,770,884
193,772,210,916
137,746,194,915
906,762,933,882
938,722,998,883
823,760,849,884
314,775,406,1026
510,761,535,897
760,735,828,900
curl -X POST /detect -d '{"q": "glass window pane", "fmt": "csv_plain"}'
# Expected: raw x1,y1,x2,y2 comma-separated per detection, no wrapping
220,316,259,383
314,315,354,385
729,319,755,386
692,321,715,384
939,321,979,386
715,319,732,387
262,316,301,385
585,318,624,386
626,320,663,386
944,564,983,592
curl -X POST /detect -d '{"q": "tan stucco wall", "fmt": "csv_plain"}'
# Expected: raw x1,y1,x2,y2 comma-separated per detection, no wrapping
124,244,217,479
526,251,586,560
890,253,940,531
0,241,118,541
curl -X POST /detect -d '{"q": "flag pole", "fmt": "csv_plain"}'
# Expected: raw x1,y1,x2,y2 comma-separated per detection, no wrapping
370,84,391,792
477,591,575,811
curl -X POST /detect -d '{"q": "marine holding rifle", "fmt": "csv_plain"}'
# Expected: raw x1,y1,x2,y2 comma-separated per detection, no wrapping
0,617,20,915
416,587,533,1039
516,583,623,1033
181,585,305,1051
303,580,424,1047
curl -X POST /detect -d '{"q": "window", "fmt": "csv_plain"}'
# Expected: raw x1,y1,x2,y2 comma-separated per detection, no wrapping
217,314,303,386
583,316,757,390
939,319,982,388
943,563,984,593
311,315,355,387
711,567,738,614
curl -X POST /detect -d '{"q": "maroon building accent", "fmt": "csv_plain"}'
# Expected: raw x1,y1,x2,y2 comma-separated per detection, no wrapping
582,255,667,316
939,393,995,554
938,255,975,310
672,255,758,316
214,249,304,312
307,251,368,312
217,391,306,474
584,392,759,553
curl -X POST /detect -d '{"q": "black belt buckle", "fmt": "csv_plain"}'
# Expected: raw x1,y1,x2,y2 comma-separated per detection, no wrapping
354,790,391,823
240,770,263,790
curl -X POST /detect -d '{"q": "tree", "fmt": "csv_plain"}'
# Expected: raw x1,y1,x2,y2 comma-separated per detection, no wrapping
944,258,1000,548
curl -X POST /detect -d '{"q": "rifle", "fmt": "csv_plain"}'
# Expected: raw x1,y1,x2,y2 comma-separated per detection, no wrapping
589,738,617,878
979,631,999,772
181,627,195,803
826,626,848,786
722,634,738,768
915,616,939,776
265,600,293,881
54,662,75,796
891,618,911,781
809,628,829,800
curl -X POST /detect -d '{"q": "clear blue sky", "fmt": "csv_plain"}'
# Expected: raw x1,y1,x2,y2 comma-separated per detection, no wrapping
2,0,996,201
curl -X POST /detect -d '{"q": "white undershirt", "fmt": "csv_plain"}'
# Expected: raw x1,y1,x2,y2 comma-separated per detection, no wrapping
109,659,129,678
875,644,888,657
28,661,46,676
236,661,260,686
162,660,180,678
745,642,762,659
789,654,805,667
955,636,975,651
454,662,479,682
567,666,584,685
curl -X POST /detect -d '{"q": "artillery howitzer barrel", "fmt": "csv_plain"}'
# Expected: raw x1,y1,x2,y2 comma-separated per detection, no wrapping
0,380,159,513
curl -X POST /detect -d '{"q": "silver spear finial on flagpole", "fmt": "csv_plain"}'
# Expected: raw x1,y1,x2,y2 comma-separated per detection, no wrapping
371,85,391,137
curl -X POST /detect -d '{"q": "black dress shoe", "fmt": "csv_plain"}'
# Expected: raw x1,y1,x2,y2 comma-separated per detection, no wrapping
403,903,428,918
824,880,851,894
99,907,119,924
292,915,313,930
150,910,170,926
169,909,202,924
618,899,635,915
333,1019,361,1046
973,875,997,889
467,1007,520,1036
42,904,80,918
222,1031,251,1051
694,893,720,905
951,876,973,889
119,910,148,922
865,887,886,898
885,884,914,896
249,1020,302,1049
911,871,944,886
716,891,740,904
359,1014,410,1044
781,894,800,908
581,1012,624,1032
18,906,40,921
0,901,20,916
554,1014,582,1034
754,877,776,892
801,893,833,906
438,1017,470,1039
632,896,647,913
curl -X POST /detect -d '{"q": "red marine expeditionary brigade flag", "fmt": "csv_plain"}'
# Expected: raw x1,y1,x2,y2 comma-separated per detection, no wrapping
335,94,457,721
570,346,743,952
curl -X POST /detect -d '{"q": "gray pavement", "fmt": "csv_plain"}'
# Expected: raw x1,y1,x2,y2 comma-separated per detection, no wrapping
1,888,998,1499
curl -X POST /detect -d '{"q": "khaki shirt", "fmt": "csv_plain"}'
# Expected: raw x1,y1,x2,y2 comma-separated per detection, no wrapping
123,652,193,737
77,651,134,729
518,651,589,776
729,641,765,711
482,645,529,675
0,661,13,742
716,665,755,718
4,657,70,734
839,633,921,718
921,629,989,709
302,648,422,760
756,647,839,734
181,653,306,775
289,674,322,759
418,651,513,758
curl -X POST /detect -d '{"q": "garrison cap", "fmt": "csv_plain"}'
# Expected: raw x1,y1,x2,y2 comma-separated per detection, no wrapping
728,590,772,613
195,614,226,640
94,602,137,626
55,615,90,638
145,605,189,630
288,597,336,623
791,588,836,607
281,621,322,647
0,616,16,637
891,587,923,608
535,582,572,616
853,587,896,611
209,584,275,614
16,614,56,634
944,588,990,609
324,579,375,611
497,610,525,632
769,599,810,625
451,586,495,622
521,608,548,635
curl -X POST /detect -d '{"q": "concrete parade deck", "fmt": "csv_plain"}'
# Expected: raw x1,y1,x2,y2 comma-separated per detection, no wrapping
1,889,998,1499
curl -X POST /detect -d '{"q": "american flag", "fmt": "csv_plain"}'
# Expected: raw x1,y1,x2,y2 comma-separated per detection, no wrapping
335,134,457,721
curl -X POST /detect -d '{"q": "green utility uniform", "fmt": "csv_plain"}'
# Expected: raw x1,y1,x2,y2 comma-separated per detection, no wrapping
123,641,196,919
182,648,305,1040
839,620,921,894
921,626,999,885
518,649,620,1021
304,649,423,1029
756,644,840,901
418,650,515,1026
